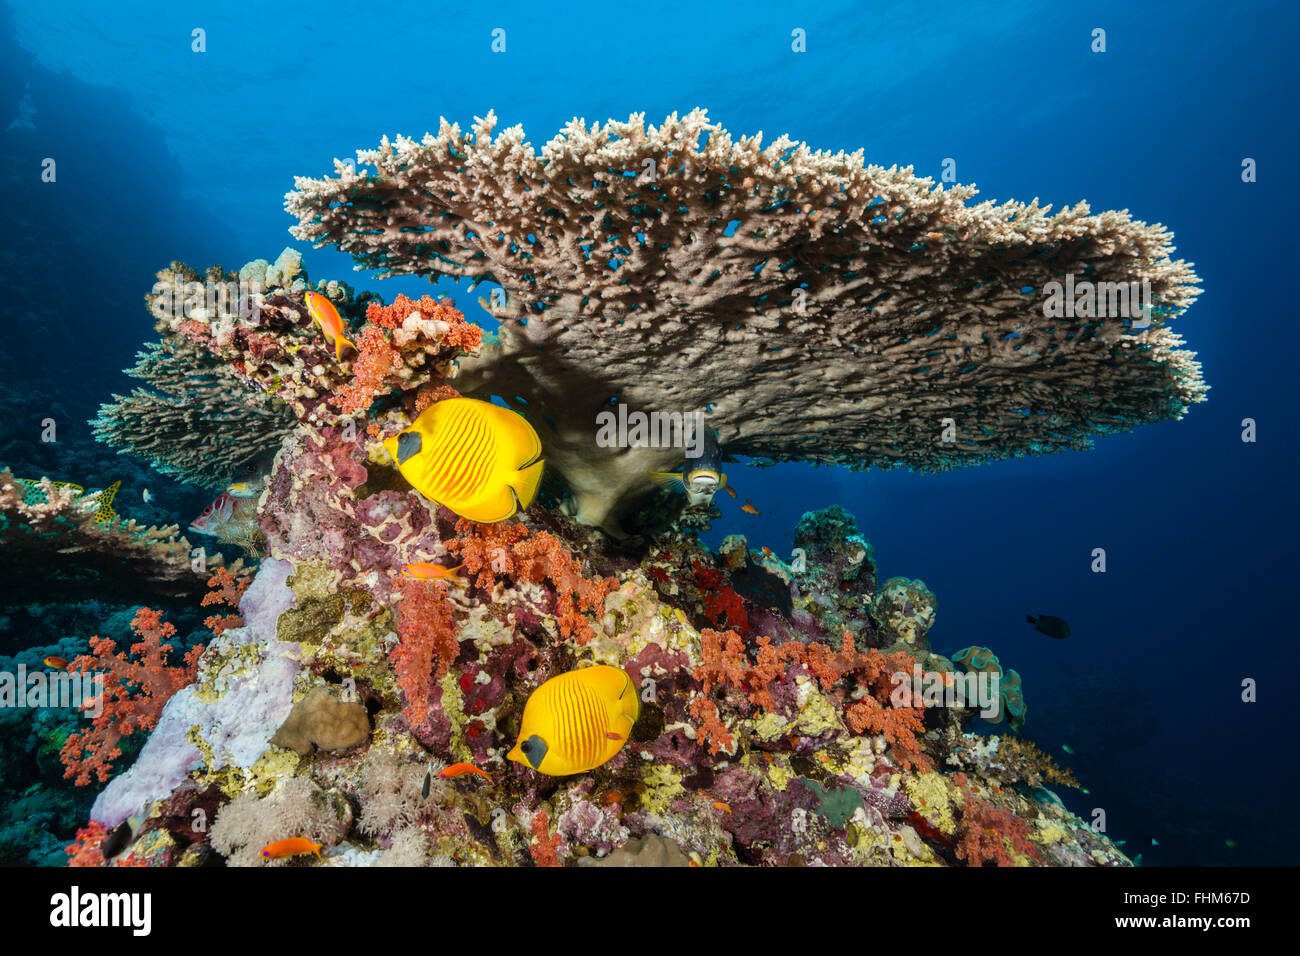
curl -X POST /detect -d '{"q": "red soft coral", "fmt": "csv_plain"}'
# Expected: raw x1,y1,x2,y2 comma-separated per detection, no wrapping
692,561,749,631
65,822,108,867
391,578,460,734
956,792,1037,867
446,521,617,645
201,567,248,637
529,808,563,867
59,608,203,786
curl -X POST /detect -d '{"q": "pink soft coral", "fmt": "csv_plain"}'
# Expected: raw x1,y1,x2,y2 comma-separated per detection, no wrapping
391,578,460,734
59,608,203,786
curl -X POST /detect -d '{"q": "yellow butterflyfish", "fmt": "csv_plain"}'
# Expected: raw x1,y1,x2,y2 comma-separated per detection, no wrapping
383,398,544,523
507,665,639,775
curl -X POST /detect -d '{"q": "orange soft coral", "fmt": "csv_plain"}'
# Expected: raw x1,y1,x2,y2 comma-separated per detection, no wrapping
366,295,483,351
693,628,931,770
804,634,930,770
201,566,248,637
59,608,203,786
65,822,108,867
956,791,1037,867
688,696,736,756
413,383,461,414
333,296,482,415
336,325,399,415
695,629,805,713
391,578,460,733
446,521,617,645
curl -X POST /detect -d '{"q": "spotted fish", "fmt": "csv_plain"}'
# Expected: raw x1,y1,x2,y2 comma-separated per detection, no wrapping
16,477,120,526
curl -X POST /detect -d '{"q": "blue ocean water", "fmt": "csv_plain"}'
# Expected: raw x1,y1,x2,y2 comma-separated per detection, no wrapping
0,0,1295,865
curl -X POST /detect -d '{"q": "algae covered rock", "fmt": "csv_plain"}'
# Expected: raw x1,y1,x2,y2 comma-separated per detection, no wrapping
871,577,937,651
577,834,692,867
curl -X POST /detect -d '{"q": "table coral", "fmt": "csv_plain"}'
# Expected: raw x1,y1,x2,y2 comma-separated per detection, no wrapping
289,110,1205,533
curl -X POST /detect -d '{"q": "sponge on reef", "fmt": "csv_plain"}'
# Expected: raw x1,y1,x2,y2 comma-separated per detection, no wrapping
270,686,370,756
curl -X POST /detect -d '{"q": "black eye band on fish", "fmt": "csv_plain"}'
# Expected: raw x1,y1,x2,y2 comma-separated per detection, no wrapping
396,431,422,463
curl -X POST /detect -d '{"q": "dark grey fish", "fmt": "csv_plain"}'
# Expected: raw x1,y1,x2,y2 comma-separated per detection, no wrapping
101,820,133,859
1026,614,1070,639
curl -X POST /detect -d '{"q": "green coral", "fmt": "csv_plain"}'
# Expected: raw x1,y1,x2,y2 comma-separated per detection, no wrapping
801,778,864,829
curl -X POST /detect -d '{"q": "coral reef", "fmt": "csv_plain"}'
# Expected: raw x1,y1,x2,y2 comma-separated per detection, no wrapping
59,607,203,786
52,119,1162,867
288,110,1204,531
69,492,1127,867
91,317,296,488
0,469,242,605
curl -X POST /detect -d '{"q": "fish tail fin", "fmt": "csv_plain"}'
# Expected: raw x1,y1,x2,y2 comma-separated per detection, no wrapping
335,333,357,362
648,471,686,492
510,458,545,511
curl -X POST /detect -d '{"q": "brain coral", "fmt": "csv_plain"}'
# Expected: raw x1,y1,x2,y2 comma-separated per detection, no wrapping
287,110,1205,531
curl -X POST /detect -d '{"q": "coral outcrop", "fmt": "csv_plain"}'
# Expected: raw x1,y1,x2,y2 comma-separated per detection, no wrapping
288,110,1205,531
74,491,1125,867
0,469,241,605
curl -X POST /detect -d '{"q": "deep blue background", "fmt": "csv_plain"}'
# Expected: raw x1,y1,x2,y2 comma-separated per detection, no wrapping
1,0,1295,864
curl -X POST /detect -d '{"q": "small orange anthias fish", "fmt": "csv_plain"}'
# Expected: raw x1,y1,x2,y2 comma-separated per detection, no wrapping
43,656,67,670
723,485,738,499
712,801,733,814
260,837,323,860
438,762,493,783
760,546,773,558
741,504,760,516
303,290,357,362
401,562,464,582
